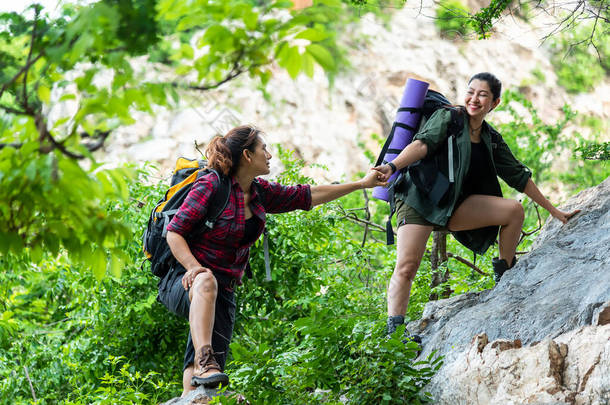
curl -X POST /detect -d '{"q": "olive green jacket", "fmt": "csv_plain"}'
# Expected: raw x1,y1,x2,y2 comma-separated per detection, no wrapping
394,108,532,254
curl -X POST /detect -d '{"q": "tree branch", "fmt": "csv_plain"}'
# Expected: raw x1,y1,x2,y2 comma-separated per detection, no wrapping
23,8,40,112
23,366,37,402
80,130,111,153
0,103,31,116
338,210,388,233
177,49,252,92
447,252,489,276
520,203,542,243
32,114,111,159
0,142,24,150
185,70,245,92
0,54,44,101
361,189,371,248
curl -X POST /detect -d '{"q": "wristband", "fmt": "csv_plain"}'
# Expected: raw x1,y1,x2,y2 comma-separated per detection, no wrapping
387,162,397,174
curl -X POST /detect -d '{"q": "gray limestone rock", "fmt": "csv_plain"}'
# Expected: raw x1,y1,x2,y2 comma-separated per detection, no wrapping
160,386,248,405
408,177,610,404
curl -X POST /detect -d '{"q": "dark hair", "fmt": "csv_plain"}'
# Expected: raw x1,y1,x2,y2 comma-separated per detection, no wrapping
206,125,261,176
468,72,502,101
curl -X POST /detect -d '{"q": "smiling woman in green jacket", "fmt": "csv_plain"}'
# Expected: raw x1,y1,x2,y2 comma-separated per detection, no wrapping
373,72,580,342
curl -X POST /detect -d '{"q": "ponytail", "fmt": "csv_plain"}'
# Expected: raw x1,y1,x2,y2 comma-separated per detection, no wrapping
205,125,261,176
206,136,232,176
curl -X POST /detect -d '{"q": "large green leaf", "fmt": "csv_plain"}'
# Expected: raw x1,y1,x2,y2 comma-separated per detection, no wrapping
306,43,335,70
90,247,107,281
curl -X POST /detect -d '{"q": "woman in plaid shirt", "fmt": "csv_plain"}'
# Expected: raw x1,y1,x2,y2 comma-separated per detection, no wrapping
160,125,386,396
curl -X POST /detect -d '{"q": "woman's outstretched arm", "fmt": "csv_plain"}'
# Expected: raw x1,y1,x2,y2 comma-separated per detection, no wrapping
523,178,580,224
310,169,387,207
372,140,428,182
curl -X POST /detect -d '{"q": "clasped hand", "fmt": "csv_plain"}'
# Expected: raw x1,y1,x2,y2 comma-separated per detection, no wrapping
359,168,388,188
182,266,211,290
371,164,394,182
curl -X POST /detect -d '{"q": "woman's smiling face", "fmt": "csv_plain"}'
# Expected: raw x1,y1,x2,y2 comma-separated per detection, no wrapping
464,79,499,119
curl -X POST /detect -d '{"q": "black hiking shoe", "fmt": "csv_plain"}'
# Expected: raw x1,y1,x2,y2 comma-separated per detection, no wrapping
386,315,405,338
492,257,517,283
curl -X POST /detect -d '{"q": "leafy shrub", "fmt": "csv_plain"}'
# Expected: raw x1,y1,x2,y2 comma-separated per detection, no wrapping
63,356,173,405
0,151,441,404
576,141,610,161
435,0,472,39
0,167,183,404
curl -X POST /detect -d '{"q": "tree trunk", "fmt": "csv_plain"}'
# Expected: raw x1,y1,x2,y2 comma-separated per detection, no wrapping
429,230,453,300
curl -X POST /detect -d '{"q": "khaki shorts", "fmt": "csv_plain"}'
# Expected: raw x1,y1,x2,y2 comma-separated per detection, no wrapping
395,199,448,231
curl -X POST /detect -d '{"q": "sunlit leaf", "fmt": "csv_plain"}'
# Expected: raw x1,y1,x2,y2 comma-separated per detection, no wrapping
306,43,335,70
90,247,107,281
294,28,328,42
37,85,51,103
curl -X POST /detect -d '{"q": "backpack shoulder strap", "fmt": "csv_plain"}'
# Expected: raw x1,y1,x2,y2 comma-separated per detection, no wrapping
250,178,272,281
200,169,232,229
439,107,465,185
447,107,465,138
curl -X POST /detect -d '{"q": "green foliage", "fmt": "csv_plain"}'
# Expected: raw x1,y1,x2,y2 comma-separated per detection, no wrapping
577,141,610,161
0,169,182,404
160,0,348,82
63,356,172,405
494,89,575,184
435,0,472,39
0,154,440,403
493,88,610,195
469,0,511,39
549,22,609,93
521,67,546,86
0,0,351,273
0,142,134,277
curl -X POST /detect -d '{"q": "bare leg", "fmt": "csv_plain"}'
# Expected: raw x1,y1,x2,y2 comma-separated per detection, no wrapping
448,195,524,263
188,272,222,378
388,224,433,316
181,366,195,397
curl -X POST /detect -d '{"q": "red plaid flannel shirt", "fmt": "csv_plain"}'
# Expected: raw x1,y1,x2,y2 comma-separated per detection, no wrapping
166,172,312,280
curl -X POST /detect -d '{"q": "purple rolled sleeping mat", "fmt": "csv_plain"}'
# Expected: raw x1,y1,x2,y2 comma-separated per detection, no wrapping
372,78,430,245
372,78,430,202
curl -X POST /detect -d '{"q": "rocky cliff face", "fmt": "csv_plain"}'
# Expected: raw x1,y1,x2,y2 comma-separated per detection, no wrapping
407,177,610,405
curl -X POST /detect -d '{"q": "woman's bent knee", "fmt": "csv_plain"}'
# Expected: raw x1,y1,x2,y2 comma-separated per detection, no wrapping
508,199,525,223
192,272,218,296
394,260,419,283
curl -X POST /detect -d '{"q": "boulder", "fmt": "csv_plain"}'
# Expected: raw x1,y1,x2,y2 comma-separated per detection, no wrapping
160,386,248,405
407,177,610,404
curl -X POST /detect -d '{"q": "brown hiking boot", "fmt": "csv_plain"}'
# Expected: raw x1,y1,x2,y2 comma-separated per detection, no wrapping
191,345,229,388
